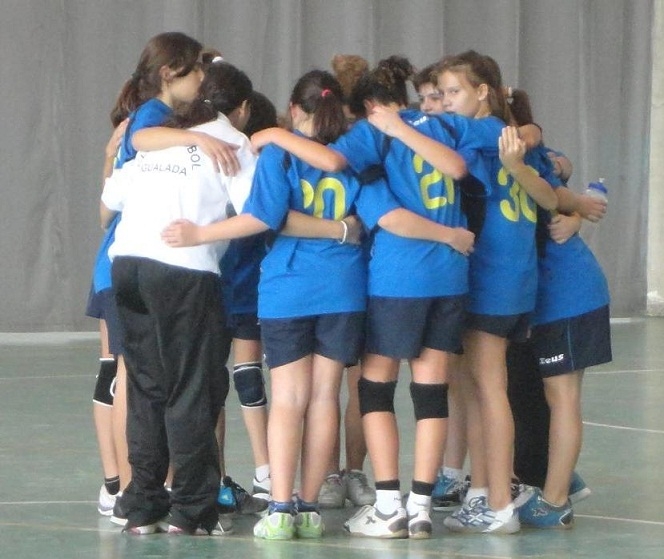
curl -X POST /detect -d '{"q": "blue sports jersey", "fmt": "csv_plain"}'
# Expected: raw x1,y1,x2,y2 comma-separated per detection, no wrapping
243,137,367,319
92,99,172,293
331,110,489,298
465,118,560,315
533,185,610,325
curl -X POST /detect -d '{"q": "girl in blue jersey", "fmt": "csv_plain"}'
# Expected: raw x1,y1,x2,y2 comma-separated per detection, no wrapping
250,55,490,539
86,31,206,521
217,91,277,501
162,70,370,540
434,51,558,534
506,138,611,528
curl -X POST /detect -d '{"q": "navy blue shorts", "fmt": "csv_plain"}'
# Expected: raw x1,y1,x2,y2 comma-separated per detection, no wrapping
365,295,466,359
531,305,612,377
85,285,124,356
261,312,365,369
466,311,530,342
227,313,261,341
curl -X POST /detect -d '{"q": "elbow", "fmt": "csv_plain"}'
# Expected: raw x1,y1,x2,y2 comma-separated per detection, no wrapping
328,152,347,173
450,160,467,181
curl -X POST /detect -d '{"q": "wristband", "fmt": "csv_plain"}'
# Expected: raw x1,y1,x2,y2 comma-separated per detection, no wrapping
338,219,348,244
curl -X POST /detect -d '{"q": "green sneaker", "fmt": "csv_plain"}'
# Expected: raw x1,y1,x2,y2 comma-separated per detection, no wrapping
253,511,295,540
294,511,324,538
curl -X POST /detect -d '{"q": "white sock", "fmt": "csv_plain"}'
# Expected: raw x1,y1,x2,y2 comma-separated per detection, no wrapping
406,491,431,516
494,502,515,522
465,486,488,503
375,490,402,515
255,465,270,487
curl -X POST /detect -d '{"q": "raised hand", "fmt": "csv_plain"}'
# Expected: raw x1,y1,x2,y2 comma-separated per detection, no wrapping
498,126,526,172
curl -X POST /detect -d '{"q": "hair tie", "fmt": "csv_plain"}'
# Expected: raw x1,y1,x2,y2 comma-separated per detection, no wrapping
321,88,332,98
211,56,224,64
506,86,514,104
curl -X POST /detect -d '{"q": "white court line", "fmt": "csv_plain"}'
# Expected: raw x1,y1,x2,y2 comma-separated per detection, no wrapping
584,421,664,435
587,368,663,376
2,501,663,530
0,500,95,506
576,513,664,527
0,374,90,381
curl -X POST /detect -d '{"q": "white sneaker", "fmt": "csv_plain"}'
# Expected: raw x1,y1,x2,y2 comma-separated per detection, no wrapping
408,509,432,539
343,470,376,506
253,511,295,540
444,497,520,534
252,476,271,502
343,504,408,539
294,511,325,538
318,473,346,509
97,485,117,516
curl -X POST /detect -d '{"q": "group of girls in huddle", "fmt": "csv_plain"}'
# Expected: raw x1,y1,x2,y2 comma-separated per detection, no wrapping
92,30,611,540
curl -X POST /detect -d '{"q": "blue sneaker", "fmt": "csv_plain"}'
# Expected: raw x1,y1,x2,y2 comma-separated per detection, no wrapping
217,476,269,515
518,487,574,529
568,472,591,504
432,474,467,511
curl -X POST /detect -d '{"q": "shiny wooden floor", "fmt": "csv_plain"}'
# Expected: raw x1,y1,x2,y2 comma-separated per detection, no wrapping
1,317,663,559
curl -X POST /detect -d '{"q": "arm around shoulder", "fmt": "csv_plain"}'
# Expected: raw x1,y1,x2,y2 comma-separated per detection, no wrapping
251,127,347,172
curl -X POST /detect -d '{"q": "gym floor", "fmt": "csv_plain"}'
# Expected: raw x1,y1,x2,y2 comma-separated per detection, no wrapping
1,317,663,559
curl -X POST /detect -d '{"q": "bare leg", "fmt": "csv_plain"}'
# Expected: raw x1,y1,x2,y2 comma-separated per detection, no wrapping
344,364,367,471
94,320,118,479
112,355,131,491
464,330,513,511
234,339,269,472
299,355,344,502
268,356,312,503
443,354,467,471
410,348,449,485
542,370,584,505
459,355,488,491
361,354,400,482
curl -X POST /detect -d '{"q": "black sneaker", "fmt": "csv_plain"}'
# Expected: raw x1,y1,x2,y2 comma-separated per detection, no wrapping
217,476,268,515
511,477,527,501
432,475,469,512
110,493,128,527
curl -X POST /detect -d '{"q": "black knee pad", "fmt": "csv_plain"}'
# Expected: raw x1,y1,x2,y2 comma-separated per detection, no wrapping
410,382,449,421
233,362,267,407
358,377,397,416
93,358,118,406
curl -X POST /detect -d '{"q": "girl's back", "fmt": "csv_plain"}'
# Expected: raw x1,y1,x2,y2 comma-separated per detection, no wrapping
246,139,367,319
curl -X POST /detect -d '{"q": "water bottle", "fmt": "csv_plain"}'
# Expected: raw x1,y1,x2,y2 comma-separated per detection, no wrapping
585,178,608,202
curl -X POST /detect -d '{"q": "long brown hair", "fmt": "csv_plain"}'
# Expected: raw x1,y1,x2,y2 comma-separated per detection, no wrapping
109,32,202,126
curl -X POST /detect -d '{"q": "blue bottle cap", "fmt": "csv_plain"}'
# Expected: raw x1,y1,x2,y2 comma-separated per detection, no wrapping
588,181,608,195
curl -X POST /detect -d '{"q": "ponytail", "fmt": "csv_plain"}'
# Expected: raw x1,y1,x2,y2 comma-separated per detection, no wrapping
290,70,346,144
506,87,534,126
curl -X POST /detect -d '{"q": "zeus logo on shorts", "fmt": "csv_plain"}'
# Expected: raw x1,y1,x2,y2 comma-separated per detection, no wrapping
539,353,565,365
